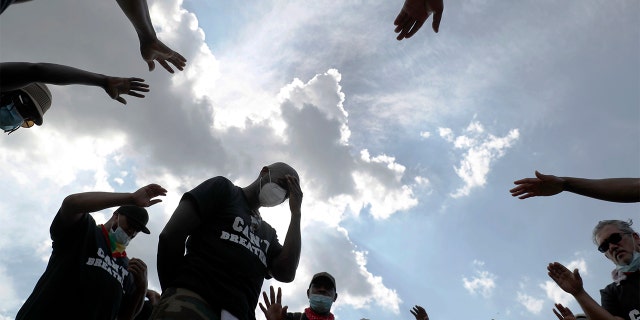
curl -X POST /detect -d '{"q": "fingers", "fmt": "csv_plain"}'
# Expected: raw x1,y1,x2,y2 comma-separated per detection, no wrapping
513,177,538,185
128,91,146,98
269,285,276,304
168,53,186,71
146,183,168,196
276,286,282,304
405,19,426,38
116,97,127,105
432,10,442,33
261,290,271,308
128,258,148,276
286,175,301,191
259,302,267,314
396,20,415,40
158,59,175,74
128,81,150,93
553,308,563,320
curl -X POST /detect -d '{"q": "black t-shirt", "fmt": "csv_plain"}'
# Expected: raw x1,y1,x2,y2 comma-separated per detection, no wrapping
172,176,283,320
286,312,307,320
600,271,640,320
16,213,135,320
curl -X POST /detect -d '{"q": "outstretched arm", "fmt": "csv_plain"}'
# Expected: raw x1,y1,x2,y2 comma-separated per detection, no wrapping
510,171,640,203
0,62,149,104
115,0,187,73
394,0,443,40
269,175,303,282
547,262,624,320
58,184,167,229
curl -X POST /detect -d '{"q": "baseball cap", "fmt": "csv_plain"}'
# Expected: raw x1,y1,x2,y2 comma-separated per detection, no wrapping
310,272,336,290
116,205,150,234
19,82,51,127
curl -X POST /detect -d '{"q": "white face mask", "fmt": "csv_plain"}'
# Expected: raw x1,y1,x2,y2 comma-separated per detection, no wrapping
258,170,287,207
110,219,131,247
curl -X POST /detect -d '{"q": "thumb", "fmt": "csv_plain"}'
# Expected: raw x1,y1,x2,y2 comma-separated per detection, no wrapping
147,60,155,71
535,170,547,180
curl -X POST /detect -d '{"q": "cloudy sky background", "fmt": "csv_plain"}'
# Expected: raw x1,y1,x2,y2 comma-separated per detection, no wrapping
1,0,639,319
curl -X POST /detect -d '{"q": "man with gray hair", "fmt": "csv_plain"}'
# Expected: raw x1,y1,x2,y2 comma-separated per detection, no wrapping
548,219,640,320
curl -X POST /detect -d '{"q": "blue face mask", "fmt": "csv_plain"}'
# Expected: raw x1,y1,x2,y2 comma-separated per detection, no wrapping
309,294,334,314
0,102,24,133
109,217,131,247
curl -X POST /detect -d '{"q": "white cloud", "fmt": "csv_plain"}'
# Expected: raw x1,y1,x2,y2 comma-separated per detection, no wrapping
439,121,519,197
0,265,19,315
516,292,544,314
462,260,497,298
541,280,573,307
419,131,431,139
438,127,454,141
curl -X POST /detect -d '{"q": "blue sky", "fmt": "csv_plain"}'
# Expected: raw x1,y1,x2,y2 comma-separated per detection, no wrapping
0,0,638,319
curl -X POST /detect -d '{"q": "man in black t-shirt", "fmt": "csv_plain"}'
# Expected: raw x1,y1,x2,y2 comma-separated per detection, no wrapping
154,162,304,320
16,184,167,320
547,219,640,320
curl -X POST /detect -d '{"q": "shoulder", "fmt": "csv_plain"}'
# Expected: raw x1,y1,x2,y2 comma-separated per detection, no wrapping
183,176,235,200
189,176,234,193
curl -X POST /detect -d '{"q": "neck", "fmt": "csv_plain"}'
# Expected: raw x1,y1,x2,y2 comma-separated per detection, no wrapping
242,180,261,210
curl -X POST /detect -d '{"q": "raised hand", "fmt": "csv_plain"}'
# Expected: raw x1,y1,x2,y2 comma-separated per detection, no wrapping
132,184,167,207
410,305,429,320
140,39,187,74
104,77,149,104
510,171,565,199
259,286,288,320
286,175,303,216
394,0,444,40
547,262,584,296
553,303,577,320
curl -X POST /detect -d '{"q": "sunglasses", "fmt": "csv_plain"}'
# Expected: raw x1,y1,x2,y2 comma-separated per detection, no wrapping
597,232,629,253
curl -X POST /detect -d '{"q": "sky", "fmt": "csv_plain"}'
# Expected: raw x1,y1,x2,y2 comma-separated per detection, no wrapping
0,0,639,319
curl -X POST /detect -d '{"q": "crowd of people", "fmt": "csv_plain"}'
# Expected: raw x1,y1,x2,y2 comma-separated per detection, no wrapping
1,0,638,319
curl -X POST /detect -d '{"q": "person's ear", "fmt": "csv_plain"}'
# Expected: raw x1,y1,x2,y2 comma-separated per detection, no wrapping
333,292,338,302
306,288,310,298
109,212,119,230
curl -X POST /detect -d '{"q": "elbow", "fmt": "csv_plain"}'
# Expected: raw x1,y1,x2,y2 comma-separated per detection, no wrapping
272,268,297,283
59,193,82,212
278,274,296,283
